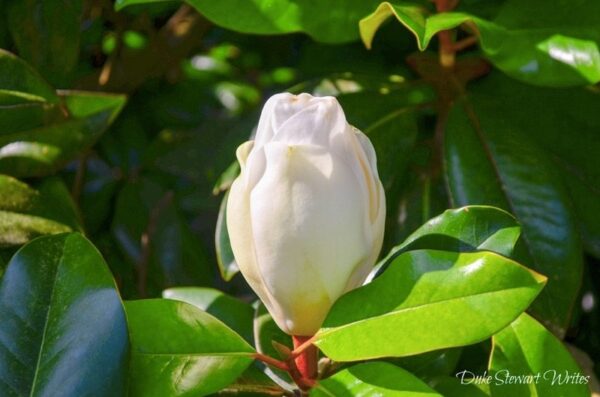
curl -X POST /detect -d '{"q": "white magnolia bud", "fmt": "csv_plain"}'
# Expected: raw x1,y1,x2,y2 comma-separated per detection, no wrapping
227,93,386,336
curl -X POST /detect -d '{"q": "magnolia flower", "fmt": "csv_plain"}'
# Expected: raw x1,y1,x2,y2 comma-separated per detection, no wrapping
227,93,385,336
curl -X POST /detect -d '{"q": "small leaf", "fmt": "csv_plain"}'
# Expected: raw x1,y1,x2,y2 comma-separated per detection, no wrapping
0,49,57,104
0,233,129,396
311,362,442,396
215,191,239,281
315,250,546,361
374,205,521,277
489,313,591,397
125,299,255,397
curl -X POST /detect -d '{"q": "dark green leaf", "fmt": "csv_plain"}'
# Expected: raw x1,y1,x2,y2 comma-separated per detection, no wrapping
431,377,490,397
489,313,590,397
460,74,600,260
311,362,442,396
389,348,462,381
162,287,254,343
444,72,584,336
7,0,83,86
0,233,129,396
125,298,255,397
315,250,546,361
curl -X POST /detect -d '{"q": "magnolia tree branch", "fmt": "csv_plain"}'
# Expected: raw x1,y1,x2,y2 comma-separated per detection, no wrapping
79,4,211,93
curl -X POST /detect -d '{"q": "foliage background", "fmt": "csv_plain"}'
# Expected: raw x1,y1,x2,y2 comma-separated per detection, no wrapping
0,0,599,395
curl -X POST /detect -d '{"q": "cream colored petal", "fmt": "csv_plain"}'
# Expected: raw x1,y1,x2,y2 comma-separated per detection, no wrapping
250,142,371,335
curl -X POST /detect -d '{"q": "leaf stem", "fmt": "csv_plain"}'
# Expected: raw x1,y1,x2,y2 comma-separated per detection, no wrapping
253,352,290,372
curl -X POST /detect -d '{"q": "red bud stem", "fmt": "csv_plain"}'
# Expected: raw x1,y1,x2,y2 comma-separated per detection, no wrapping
292,335,318,381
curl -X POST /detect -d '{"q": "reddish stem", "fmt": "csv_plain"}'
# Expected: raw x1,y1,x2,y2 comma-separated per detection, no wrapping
253,352,289,372
435,0,456,68
292,335,318,381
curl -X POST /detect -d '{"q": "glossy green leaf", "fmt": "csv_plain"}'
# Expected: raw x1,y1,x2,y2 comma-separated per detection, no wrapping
162,287,254,343
0,91,126,177
314,250,546,361
375,206,521,277
125,299,255,397
489,313,590,397
0,233,129,396
216,191,239,281
311,362,442,396
444,72,584,336
0,49,57,104
116,0,383,43
0,175,82,246
361,0,600,86
6,0,83,86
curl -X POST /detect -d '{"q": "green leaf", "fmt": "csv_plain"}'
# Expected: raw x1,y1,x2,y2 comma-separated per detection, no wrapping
311,362,442,396
0,49,58,104
162,287,254,343
6,0,83,86
125,299,255,397
376,206,521,277
116,0,383,43
216,191,239,281
0,175,82,246
314,250,546,361
361,0,600,86
444,72,584,336
489,313,590,397
0,233,129,396
0,91,126,177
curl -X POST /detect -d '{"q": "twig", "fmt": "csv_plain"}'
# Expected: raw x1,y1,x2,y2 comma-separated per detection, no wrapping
136,191,174,297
